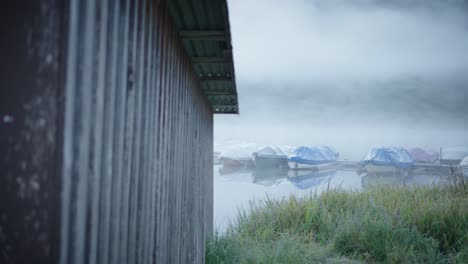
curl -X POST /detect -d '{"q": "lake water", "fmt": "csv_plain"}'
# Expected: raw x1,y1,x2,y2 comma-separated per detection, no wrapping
213,165,445,232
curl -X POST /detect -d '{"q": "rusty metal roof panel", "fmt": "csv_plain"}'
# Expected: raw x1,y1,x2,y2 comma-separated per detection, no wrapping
169,0,239,114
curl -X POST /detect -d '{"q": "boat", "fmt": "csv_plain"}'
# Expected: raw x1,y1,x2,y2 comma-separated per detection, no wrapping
361,147,414,174
253,146,288,170
408,148,439,163
213,151,221,165
460,156,468,176
218,157,254,173
287,146,338,170
218,143,257,172
440,147,468,165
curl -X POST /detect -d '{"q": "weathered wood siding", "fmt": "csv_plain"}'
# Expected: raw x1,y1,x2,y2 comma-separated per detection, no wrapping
0,0,213,263
0,1,65,263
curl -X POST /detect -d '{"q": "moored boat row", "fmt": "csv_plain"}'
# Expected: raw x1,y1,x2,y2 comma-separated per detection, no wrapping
216,143,468,175
218,144,339,172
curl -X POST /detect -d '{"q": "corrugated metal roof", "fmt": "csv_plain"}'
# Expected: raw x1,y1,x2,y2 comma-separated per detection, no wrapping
168,0,239,114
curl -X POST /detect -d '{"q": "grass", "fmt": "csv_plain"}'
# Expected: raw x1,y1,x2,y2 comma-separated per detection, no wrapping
207,172,468,263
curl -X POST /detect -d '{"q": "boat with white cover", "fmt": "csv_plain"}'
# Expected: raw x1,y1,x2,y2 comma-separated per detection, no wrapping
253,146,288,170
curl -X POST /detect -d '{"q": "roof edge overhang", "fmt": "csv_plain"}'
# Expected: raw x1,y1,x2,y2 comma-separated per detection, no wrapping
168,0,239,114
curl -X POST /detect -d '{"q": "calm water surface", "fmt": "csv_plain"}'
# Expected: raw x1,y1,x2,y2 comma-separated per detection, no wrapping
213,165,443,231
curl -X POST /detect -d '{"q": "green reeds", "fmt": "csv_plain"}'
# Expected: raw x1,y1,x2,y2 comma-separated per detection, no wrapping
207,174,468,263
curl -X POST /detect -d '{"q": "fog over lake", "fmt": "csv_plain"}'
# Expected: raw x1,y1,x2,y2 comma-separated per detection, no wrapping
215,0,468,158
213,0,468,231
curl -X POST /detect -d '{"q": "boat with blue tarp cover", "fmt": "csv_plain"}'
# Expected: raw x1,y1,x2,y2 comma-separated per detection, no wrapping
288,146,338,170
361,147,414,173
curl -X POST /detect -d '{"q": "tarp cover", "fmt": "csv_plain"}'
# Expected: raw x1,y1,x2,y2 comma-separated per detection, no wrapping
460,156,468,167
278,145,297,156
254,146,287,158
361,147,414,169
219,142,257,161
442,147,468,161
318,145,339,159
408,148,439,163
288,146,337,165
460,157,468,175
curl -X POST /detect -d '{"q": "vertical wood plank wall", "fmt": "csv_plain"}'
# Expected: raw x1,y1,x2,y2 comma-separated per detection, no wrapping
60,0,214,263
0,0,214,263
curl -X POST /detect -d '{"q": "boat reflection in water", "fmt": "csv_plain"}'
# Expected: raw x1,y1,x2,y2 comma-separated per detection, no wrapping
361,170,443,189
251,168,288,187
287,169,336,190
250,167,337,190
218,165,450,191
219,164,253,175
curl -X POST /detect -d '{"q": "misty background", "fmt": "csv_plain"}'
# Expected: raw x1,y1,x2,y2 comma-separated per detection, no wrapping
215,0,468,160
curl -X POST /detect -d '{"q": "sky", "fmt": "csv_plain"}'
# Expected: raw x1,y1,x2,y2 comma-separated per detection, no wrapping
215,0,468,159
